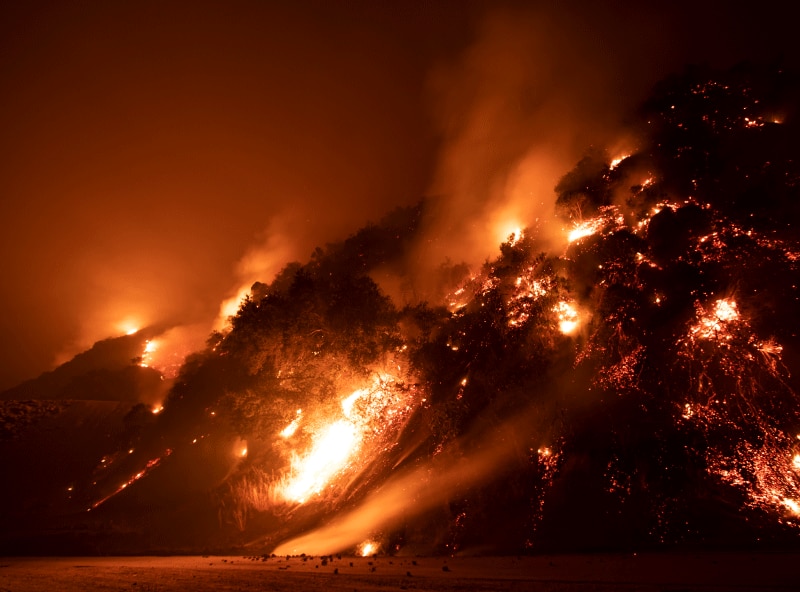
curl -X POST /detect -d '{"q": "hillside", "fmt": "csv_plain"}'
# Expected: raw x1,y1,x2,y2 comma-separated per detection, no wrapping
1,62,799,556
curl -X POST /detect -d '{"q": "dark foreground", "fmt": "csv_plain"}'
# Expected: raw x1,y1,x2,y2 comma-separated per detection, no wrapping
0,553,797,591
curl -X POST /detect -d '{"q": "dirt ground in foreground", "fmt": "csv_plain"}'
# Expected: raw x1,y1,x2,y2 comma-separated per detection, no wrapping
0,552,796,592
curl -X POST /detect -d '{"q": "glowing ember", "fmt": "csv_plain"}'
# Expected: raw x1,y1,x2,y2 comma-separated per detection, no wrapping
784,499,800,514
679,290,800,528
757,340,783,357
555,301,579,334
505,266,554,328
358,541,379,556
690,298,739,340
280,410,302,438
90,449,173,509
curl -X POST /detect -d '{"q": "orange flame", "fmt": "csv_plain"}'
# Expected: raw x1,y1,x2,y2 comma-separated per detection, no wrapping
567,216,606,243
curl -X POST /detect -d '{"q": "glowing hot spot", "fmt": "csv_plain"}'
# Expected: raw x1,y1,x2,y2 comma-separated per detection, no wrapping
783,498,800,514
359,541,379,556
116,319,141,336
555,301,579,334
691,298,740,340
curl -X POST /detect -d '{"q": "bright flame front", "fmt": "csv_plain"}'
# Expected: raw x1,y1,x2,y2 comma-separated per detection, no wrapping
281,420,359,503
273,374,412,505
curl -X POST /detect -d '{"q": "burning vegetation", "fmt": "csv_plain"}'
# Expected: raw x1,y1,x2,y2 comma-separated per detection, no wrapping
2,62,799,556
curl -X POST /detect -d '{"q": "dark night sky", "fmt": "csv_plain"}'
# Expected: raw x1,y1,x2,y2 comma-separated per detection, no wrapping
1,0,796,390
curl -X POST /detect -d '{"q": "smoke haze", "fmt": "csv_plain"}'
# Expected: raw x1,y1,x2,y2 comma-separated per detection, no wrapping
416,1,798,268
1,1,796,389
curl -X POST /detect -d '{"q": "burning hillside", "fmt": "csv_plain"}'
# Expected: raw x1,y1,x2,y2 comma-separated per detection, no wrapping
2,62,799,556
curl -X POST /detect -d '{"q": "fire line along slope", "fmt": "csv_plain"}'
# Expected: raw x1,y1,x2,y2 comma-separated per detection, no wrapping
1,62,800,556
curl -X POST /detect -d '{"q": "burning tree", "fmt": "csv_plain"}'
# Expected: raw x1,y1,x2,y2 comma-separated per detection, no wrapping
64,62,800,555
540,61,800,547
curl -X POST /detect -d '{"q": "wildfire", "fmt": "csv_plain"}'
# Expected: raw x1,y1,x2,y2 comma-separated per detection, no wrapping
567,217,605,243
555,301,579,334
744,116,764,128
281,420,359,503
275,374,413,505
705,428,800,524
506,267,553,328
677,287,799,527
358,540,379,556
783,498,800,514
609,154,630,169
139,339,158,368
75,66,800,551
116,319,141,336
280,410,302,438
217,286,251,330
90,449,173,509
507,227,524,246
690,298,740,340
